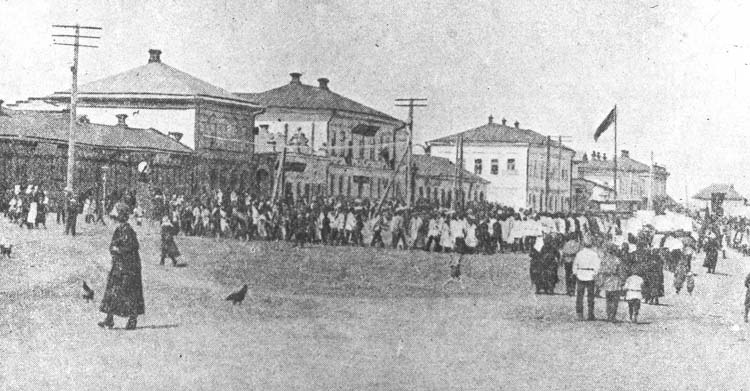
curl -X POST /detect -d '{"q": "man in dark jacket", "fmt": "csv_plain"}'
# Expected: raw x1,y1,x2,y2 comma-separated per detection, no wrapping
64,190,79,236
98,202,145,330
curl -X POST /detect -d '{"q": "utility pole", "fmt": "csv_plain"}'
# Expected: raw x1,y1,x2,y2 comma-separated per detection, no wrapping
271,124,289,204
647,151,654,210
395,98,427,209
452,134,464,210
544,136,551,212
53,24,101,194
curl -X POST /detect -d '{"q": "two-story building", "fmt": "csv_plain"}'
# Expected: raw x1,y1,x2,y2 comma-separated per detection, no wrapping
236,73,407,201
572,150,670,211
36,49,264,195
426,116,575,212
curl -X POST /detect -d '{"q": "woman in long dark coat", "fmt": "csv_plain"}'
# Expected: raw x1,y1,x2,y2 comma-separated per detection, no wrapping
703,234,720,274
98,203,145,330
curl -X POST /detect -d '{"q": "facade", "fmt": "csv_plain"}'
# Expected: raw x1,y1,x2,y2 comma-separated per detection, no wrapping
0,107,192,200
426,116,575,212
33,49,264,194
410,154,489,207
573,150,669,211
693,183,746,216
236,73,407,201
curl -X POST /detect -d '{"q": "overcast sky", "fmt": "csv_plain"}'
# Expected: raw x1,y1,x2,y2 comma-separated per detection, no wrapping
1,0,749,202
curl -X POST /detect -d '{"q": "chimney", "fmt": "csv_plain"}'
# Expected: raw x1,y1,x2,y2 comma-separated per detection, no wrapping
317,78,329,90
0,99,3,115
488,114,494,124
514,120,519,128
78,115,90,124
148,49,162,63
501,118,507,126
621,150,629,158
168,132,183,142
602,153,607,161
582,153,588,162
116,114,128,127
290,72,302,84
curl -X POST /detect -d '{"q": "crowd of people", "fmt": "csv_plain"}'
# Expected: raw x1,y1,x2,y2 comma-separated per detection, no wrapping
532,210,727,323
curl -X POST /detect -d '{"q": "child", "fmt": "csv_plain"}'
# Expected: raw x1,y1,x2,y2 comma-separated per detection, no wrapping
744,272,750,323
133,205,143,226
0,237,11,258
442,254,465,290
686,272,696,295
623,274,644,323
160,216,182,266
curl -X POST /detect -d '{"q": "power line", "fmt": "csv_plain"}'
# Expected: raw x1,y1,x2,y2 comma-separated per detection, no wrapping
52,23,102,194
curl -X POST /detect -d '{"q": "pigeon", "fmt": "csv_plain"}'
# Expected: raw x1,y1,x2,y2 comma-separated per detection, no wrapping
226,285,248,305
82,281,94,301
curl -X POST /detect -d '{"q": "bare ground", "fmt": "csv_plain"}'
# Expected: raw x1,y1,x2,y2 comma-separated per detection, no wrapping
2,219,750,390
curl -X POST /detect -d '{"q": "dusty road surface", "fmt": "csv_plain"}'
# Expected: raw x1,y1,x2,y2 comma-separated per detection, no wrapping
2,218,750,390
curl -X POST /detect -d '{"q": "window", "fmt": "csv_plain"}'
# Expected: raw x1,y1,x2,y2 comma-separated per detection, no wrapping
359,136,365,159
418,186,424,198
339,176,344,195
531,194,536,208
562,169,567,180
491,159,499,175
426,186,431,200
507,158,516,171
370,137,376,160
330,175,336,195
330,134,337,156
474,159,482,175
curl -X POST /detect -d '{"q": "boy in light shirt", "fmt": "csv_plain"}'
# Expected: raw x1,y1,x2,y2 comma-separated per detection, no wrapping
623,274,644,323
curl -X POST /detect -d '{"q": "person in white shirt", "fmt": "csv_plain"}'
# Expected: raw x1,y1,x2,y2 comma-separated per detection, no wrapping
424,213,442,252
450,215,467,254
573,235,602,321
623,274,644,323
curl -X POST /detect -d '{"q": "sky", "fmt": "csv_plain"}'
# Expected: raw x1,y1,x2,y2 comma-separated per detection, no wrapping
1,0,749,203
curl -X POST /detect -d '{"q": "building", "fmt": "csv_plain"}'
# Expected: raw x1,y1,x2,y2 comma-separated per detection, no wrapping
236,73,407,201
410,154,489,207
693,183,746,216
32,49,264,194
0,106,192,200
426,116,575,212
573,150,669,211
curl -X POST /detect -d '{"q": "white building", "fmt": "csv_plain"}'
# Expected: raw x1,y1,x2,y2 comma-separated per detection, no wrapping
426,116,575,212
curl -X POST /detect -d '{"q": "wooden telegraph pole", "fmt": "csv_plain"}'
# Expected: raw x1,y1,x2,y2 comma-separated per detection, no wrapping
395,98,427,209
271,124,289,204
53,24,101,193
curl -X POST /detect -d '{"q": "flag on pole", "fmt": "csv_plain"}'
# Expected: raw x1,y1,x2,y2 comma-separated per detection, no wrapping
594,106,616,141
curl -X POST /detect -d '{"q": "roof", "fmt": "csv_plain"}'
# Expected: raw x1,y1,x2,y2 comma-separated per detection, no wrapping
573,177,615,191
693,184,745,201
412,154,489,184
426,118,573,152
48,50,258,107
577,156,651,173
0,109,192,154
236,75,402,125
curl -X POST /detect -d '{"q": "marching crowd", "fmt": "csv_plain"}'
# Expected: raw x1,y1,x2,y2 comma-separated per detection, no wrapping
1,184,746,326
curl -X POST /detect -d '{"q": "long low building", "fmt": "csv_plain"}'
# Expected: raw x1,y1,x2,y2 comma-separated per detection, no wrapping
0,106,192,202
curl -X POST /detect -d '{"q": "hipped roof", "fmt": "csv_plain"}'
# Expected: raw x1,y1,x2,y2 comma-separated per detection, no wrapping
412,155,489,184
427,119,574,152
693,183,745,201
0,109,192,154
236,77,403,125
48,52,259,107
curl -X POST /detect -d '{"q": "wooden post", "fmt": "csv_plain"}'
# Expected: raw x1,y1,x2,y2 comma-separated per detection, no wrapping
271,124,288,204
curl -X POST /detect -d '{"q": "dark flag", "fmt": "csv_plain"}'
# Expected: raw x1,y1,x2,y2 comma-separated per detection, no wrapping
594,106,617,141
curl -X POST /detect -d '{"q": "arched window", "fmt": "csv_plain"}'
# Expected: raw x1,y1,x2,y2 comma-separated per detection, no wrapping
330,133,337,156
369,137,376,160
426,186,431,200
441,189,446,206
358,136,366,159
330,174,336,195
474,159,482,175
338,176,344,195
479,191,485,202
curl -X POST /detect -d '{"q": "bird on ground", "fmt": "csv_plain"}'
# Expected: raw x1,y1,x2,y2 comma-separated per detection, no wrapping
226,285,248,305
82,281,94,301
